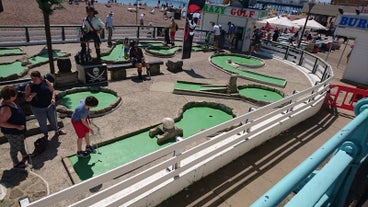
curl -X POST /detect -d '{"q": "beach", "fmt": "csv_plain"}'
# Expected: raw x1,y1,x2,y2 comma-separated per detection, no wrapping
0,0,186,28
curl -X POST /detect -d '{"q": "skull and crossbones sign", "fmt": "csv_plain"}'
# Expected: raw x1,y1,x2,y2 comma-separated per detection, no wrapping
87,67,105,82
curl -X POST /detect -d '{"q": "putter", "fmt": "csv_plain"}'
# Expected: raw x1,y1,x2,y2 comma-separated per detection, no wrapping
89,117,101,154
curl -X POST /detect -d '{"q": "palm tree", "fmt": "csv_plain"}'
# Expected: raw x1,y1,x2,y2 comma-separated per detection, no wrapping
36,0,63,74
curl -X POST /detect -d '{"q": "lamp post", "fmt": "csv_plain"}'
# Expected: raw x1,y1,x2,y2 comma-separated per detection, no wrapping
297,1,315,48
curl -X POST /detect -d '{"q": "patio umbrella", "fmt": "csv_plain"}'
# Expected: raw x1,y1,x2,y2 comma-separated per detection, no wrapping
292,18,327,30
256,16,300,29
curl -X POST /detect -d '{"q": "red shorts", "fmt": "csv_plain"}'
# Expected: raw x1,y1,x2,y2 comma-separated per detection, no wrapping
71,119,90,139
170,31,176,39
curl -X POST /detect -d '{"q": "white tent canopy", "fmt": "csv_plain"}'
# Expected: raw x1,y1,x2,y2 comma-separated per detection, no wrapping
256,16,300,29
292,18,327,30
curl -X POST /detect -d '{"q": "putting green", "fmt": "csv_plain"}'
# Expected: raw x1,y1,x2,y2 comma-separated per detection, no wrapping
211,55,286,87
145,46,182,56
101,44,128,62
192,45,213,51
138,42,165,47
69,105,234,181
238,87,283,102
59,91,118,111
0,48,24,56
0,61,26,79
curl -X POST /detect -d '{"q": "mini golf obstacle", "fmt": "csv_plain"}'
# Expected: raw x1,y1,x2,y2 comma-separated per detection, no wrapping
174,75,284,105
56,86,121,118
210,53,287,88
62,101,236,182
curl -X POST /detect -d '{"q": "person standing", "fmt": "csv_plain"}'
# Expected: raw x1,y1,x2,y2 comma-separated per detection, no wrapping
227,21,235,49
123,37,130,60
140,13,145,26
71,96,99,158
80,7,105,61
169,18,178,46
129,41,146,80
24,71,66,141
105,11,114,47
0,86,29,168
211,22,221,53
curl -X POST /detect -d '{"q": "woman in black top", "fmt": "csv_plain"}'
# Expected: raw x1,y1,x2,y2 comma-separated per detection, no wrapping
0,86,28,168
25,71,66,140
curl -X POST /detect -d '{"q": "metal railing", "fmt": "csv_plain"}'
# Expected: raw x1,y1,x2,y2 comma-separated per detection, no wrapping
24,40,336,206
252,97,368,207
0,25,208,47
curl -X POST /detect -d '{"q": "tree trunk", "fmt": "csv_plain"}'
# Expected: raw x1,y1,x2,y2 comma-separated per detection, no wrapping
43,11,55,74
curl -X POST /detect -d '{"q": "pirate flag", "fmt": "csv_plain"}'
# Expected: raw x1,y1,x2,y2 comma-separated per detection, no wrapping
181,0,205,59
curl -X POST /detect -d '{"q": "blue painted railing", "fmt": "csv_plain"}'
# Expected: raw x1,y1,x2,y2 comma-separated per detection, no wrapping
252,98,368,207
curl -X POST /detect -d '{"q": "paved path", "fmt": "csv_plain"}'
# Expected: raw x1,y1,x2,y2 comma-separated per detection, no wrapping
0,40,360,206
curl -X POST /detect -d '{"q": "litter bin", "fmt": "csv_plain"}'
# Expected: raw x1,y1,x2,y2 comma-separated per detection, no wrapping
77,63,108,86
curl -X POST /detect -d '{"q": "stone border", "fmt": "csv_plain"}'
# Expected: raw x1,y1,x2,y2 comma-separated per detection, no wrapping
56,86,122,118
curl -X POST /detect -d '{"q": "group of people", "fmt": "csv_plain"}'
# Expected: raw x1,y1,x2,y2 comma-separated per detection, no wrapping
209,21,236,53
0,70,102,168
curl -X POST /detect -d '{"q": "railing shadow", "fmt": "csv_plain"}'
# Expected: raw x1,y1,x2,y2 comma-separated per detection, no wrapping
157,106,341,207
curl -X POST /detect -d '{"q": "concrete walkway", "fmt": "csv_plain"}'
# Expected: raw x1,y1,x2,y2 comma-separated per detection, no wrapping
0,40,361,206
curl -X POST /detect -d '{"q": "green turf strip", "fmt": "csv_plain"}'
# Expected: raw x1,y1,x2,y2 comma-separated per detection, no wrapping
0,48,24,56
60,91,118,111
175,81,225,91
238,87,283,102
69,106,233,180
101,44,128,62
211,55,286,87
0,61,25,78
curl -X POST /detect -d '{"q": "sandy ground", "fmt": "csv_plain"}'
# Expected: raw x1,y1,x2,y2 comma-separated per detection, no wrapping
0,0,186,28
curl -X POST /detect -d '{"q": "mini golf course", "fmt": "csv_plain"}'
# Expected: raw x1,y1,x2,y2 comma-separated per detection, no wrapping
56,87,121,117
66,102,235,181
0,48,69,81
210,54,287,88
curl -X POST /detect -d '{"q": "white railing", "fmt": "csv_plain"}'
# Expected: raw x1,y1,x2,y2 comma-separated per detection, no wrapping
26,44,333,206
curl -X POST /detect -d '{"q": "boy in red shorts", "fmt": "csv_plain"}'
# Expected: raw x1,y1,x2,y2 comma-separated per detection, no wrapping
71,96,99,158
